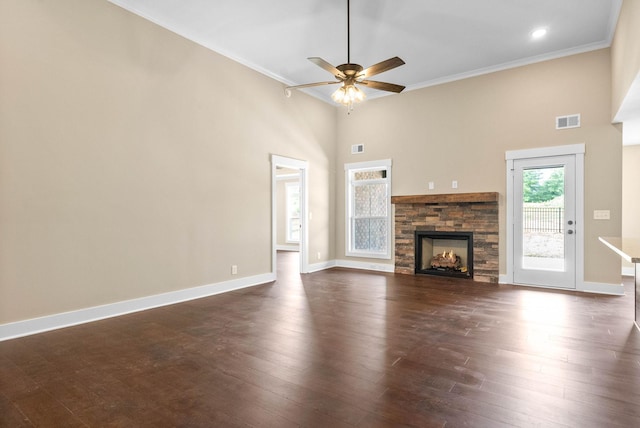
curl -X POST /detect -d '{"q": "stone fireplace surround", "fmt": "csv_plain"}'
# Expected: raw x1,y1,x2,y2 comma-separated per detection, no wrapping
391,192,499,283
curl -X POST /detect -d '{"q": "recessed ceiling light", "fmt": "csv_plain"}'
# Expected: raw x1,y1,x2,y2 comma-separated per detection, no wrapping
531,28,548,40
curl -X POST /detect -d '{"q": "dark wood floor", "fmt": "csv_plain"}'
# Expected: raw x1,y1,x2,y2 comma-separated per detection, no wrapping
2,251,640,427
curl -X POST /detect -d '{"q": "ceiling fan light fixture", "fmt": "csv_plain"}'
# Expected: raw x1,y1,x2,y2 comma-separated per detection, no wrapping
331,86,346,103
331,83,365,106
349,85,365,101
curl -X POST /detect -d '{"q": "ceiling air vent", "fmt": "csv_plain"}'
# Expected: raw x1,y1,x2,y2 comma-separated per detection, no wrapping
556,114,581,130
351,144,364,154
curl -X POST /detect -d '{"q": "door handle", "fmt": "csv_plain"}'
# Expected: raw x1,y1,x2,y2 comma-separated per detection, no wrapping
567,230,574,235
568,220,574,225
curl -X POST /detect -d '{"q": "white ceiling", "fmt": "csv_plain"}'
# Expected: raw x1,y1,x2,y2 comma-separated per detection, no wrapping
108,0,639,144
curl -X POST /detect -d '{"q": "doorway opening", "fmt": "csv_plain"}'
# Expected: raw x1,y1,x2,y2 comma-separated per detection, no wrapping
271,155,308,276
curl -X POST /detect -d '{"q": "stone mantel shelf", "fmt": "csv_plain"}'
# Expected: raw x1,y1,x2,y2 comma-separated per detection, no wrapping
391,192,499,205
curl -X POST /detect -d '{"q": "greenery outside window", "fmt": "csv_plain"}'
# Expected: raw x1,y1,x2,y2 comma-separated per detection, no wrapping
345,159,392,259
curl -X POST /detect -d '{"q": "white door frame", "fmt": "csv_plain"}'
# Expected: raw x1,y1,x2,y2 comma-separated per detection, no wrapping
506,144,585,289
271,154,309,275
513,155,576,288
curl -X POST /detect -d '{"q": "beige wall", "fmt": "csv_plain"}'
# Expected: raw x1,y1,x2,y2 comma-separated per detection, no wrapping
336,49,622,284
612,0,640,117
612,0,640,273
623,145,640,250
0,0,336,324
622,145,640,273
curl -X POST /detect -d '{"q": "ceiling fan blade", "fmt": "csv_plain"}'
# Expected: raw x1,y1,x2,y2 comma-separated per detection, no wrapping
361,57,405,78
359,80,406,93
286,81,342,91
308,57,346,79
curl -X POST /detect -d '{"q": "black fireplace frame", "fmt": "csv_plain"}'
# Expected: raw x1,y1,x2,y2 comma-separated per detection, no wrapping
414,230,474,279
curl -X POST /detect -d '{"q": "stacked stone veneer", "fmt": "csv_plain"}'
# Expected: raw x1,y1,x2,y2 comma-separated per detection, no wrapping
394,196,499,283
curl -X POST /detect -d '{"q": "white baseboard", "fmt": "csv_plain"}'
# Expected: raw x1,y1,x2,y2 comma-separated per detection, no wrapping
6,267,622,342
0,273,275,342
508,281,624,295
276,245,299,252
307,260,336,273
497,275,624,296
622,266,635,277
579,281,625,296
334,259,395,273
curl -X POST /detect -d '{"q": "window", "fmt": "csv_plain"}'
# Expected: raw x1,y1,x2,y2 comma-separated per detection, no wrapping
345,159,392,259
286,182,300,243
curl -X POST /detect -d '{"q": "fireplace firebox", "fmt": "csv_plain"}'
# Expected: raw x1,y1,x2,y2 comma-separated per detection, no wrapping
415,231,473,279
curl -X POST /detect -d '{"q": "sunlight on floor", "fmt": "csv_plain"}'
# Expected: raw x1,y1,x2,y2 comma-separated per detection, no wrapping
519,291,567,352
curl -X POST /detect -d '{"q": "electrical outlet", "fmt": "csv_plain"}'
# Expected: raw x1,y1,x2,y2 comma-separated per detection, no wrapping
428,181,434,190
593,210,610,220
231,265,238,275
452,180,458,189
317,252,321,260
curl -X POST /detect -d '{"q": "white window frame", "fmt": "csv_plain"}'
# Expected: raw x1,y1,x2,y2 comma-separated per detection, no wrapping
285,181,300,244
345,159,392,259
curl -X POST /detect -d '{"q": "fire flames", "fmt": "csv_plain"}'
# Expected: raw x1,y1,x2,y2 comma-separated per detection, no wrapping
430,250,462,270
441,250,456,261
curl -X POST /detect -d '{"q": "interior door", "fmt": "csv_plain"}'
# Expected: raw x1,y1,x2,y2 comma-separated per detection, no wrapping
513,155,576,288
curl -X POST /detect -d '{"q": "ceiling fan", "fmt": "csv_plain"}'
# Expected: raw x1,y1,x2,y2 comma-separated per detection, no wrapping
285,0,406,110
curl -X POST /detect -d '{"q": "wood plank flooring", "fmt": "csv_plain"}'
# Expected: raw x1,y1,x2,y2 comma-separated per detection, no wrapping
1,251,640,427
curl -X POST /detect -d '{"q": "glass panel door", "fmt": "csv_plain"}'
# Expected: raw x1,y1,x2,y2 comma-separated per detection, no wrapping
513,155,576,288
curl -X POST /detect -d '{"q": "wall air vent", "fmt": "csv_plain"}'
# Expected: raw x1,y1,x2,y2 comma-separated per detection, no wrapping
556,114,581,130
351,144,364,154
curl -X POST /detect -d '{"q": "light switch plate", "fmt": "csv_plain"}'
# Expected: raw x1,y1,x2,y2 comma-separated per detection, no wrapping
593,210,610,220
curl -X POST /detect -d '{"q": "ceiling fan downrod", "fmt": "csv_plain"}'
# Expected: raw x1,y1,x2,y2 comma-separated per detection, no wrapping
347,0,351,64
